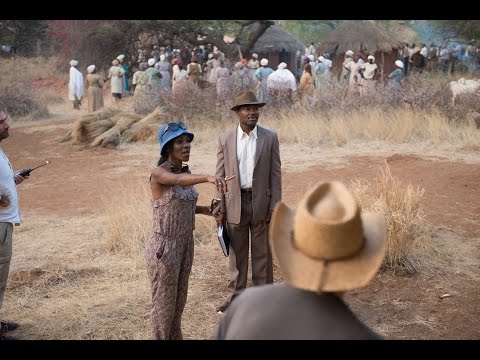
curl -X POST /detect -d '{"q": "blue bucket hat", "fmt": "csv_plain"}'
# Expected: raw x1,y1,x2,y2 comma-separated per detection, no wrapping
158,122,194,155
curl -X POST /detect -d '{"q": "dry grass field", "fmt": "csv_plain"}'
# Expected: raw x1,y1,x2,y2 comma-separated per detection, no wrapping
1,57,479,340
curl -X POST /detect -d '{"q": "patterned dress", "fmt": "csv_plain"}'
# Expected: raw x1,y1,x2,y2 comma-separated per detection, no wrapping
145,184,198,340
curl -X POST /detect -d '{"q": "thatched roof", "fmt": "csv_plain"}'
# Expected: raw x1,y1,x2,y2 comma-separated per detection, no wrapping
252,25,304,53
389,21,417,44
318,20,404,55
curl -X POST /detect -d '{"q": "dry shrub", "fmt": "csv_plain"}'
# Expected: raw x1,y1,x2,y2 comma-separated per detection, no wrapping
0,82,49,120
349,162,434,274
101,179,151,262
159,84,232,123
0,56,69,120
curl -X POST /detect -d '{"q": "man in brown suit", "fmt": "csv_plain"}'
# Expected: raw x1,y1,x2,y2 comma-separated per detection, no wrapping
213,181,386,339
215,90,282,313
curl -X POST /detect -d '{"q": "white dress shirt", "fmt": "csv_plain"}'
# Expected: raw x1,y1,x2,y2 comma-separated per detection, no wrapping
236,125,257,189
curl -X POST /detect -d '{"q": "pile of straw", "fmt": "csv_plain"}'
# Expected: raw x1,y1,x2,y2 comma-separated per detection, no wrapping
59,106,165,148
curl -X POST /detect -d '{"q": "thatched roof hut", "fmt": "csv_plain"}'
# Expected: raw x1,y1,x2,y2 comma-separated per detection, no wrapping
318,20,404,81
251,25,304,77
389,21,417,45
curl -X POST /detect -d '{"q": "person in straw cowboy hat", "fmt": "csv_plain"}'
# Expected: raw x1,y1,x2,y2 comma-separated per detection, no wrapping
213,181,386,339
214,90,282,313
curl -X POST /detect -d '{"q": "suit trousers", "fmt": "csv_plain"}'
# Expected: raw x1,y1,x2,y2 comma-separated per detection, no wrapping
226,192,273,300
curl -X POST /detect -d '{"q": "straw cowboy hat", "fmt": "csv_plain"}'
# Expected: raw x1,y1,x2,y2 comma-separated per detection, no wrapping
269,181,386,293
230,90,266,111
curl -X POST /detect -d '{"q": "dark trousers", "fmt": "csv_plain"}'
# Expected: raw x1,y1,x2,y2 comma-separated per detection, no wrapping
226,192,273,300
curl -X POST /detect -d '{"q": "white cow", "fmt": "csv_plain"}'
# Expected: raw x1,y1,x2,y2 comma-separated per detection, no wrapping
449,78,480,106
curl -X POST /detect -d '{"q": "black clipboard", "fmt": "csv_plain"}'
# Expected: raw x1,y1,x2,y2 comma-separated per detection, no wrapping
217,225,230,257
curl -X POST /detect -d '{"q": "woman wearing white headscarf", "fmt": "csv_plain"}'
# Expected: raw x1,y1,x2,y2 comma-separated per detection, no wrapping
211,59,232,104
247,53,260,86
204,53,215,85
84,65,104,112
145,58,163,108
155,54,172,92
68,60,84,110
255,58,274,102
266,62,297,107
105,59,125,103
132,62,153,115
116,54,130,93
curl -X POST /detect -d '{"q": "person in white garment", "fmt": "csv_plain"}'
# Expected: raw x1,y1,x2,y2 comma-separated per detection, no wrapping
68,60,84,110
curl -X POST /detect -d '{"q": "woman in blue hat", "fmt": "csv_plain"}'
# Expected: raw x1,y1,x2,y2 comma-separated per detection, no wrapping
145,122,234,340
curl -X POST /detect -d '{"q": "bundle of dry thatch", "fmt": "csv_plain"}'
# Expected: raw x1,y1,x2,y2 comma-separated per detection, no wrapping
59,106,165,148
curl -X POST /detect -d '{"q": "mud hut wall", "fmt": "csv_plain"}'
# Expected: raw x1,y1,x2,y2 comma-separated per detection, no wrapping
374,49,400,81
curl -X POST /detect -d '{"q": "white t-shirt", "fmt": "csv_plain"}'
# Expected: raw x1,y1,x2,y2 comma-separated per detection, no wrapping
363,63,378,80
0,148,21,224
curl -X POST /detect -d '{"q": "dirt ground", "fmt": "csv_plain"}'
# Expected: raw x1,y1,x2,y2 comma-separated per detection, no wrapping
2,110,480,340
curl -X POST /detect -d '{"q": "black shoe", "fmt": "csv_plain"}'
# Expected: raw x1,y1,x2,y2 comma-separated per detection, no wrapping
0,333,17,340
215,294,239,313
0,321,19,332
215,298,231,313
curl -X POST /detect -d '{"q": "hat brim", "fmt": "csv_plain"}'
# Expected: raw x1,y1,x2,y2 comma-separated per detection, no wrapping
160,130,194,155
230,102,266,111
269,202,386,293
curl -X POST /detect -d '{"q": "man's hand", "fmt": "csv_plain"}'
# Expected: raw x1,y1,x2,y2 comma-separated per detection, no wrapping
215,212,224,226
265,210,273,224
0,194,10,208
14,174,27,185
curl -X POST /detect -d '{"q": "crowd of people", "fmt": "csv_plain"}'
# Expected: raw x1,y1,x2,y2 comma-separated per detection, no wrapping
66,39,480,114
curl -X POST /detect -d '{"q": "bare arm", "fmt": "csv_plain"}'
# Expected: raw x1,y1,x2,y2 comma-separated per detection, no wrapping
151,165,234,195
0,174,26,207
195,205,211,215
151,166,218,188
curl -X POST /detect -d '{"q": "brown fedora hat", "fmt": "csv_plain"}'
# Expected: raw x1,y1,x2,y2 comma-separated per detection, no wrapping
230,90,266,111
269,181,386,293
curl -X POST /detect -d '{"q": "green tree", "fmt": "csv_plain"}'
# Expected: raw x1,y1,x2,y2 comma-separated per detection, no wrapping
276,20,341,45
0,20,49,56
430,20,480,44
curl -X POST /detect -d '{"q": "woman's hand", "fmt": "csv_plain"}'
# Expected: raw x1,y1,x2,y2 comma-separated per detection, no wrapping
209,175,235,194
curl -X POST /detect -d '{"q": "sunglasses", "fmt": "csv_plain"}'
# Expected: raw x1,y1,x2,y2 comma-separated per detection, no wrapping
160,122,188,139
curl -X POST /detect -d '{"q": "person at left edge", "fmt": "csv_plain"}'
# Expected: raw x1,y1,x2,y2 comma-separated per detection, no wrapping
0,110,27,340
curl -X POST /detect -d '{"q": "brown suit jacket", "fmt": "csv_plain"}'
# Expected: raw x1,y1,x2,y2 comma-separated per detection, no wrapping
216,125,282,225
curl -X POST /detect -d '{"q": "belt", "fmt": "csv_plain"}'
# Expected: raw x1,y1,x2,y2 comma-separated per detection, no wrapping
240,188,252,194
